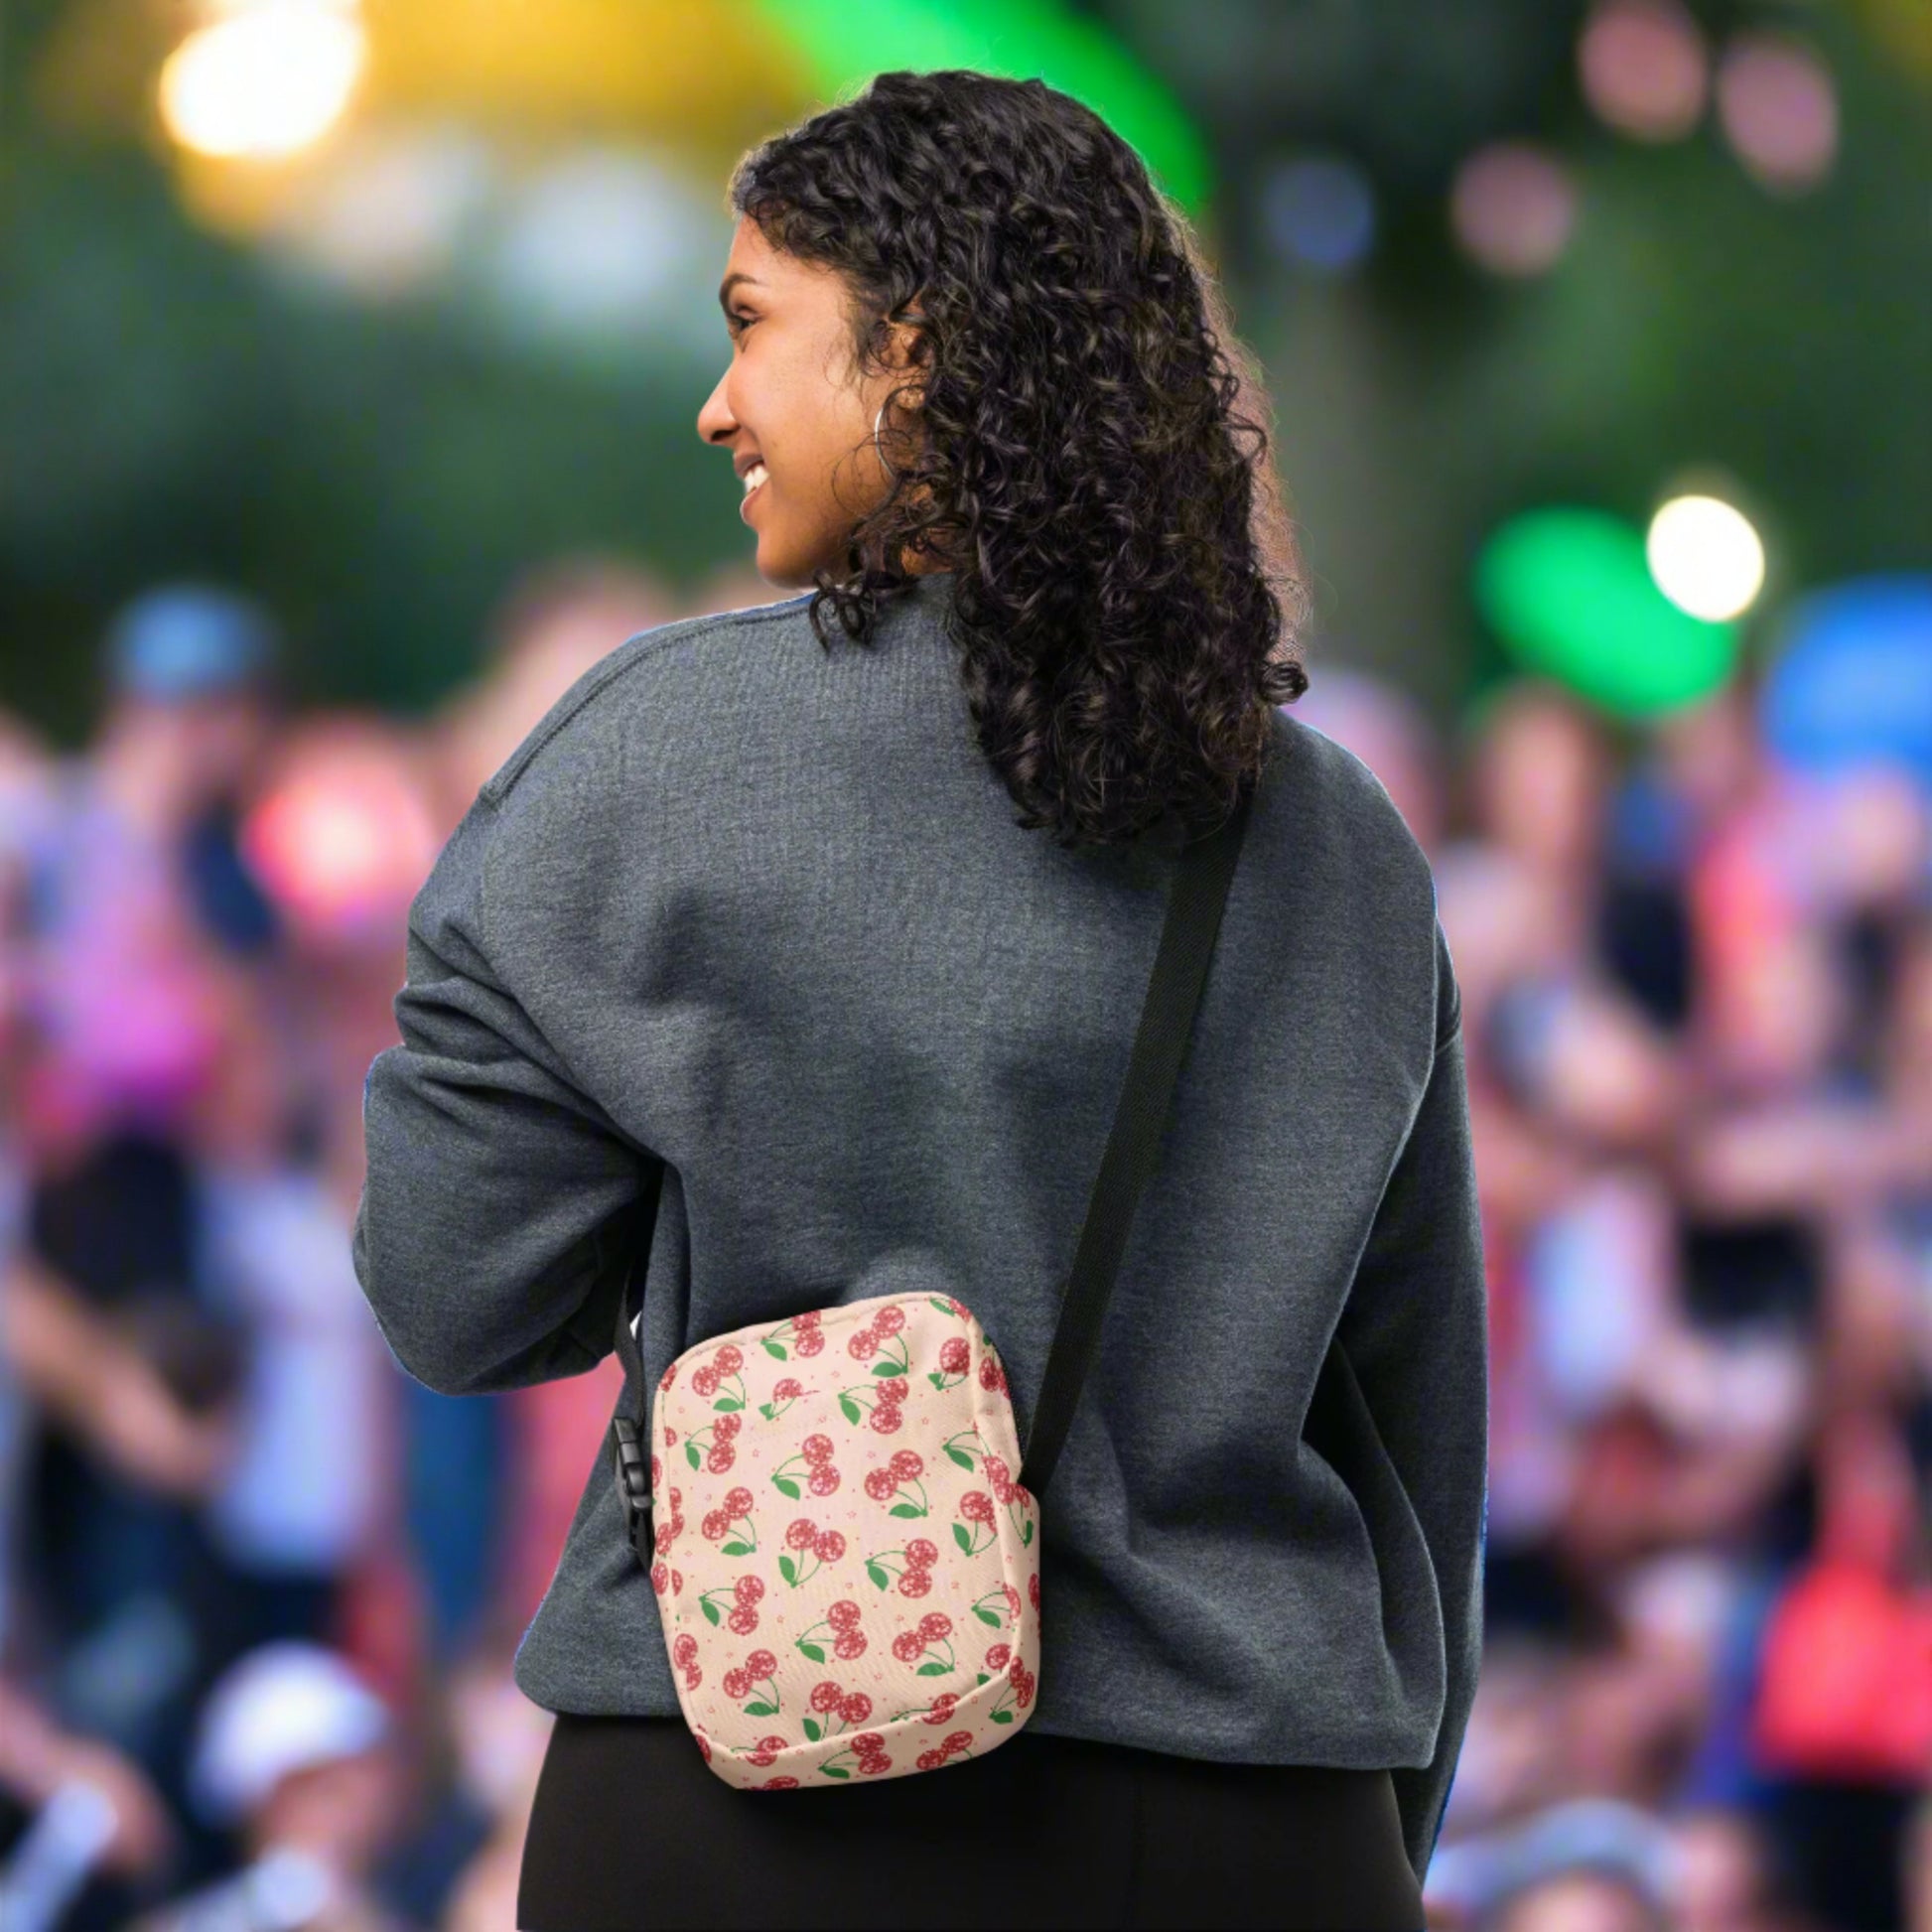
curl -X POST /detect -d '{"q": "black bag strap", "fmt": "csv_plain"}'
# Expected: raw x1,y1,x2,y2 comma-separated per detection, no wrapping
610,782,1252,1570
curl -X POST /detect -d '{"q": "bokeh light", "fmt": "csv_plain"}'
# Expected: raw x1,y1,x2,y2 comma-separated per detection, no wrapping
159,0,368,162
1258,153,1378,275
1647,494,1767,622
1579,0,1710,143
1716,31,1839,193
1450,142,1579,277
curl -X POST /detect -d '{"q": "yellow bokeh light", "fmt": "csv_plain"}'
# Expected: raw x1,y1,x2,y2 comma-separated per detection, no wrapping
159,1,367,160
1647,493,1766,621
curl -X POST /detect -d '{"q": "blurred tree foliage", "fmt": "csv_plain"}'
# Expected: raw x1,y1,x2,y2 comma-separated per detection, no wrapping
0,0,1925,739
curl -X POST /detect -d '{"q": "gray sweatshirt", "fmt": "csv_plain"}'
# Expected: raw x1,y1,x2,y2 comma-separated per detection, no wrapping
351,570,1488,1886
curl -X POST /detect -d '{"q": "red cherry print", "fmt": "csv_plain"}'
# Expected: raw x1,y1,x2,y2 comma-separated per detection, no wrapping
897,1569,931,1598
692,1365,720,1397
847,1328,878,1360
833,1630,868,1660
759,1735,786,1753
696,1734,712,1763
759,1775,799,1789
735,1575,766,1603
663,1425,677,1447
1029,1573,1040,1611
922,1694,958,1725
672,1634,698,1671
1013,1663,1036,1709
874,1307,906,1337
892,1632,924,1663
713,1412,742,1442
889,1449,924,1482
858,1753,891,1775
801,1435,835,1467
706,1444,737,1474
869,1404,903,1435
658,1362,678,1391
794,1330,825,1357
827,1599,862,1630
852,1730,886,1754
807,1466,840,1497
723,1669,752,1701
985,1642,1013,1672
983,1452,1014,1500
938,1337,970,1375
960,1490,995,1525
702,1510,730,1541
813,1529,847,1563
746,1650,776,1679
672,1570,684,1593
1004,1584,1023,1620
864,1468,897,1501
943,1730,973,1755
839,1693,873,1725
772,1378,803,1400
916,1749,946,1770
875,1378,909,1405
650,1562,669,1595
727,1605,759,1635
918,1611,952,1641
905,1539,938,1568
725,1487,754,1516
649,1453,662,1488
810,1681,842,1713
979,1357,1007,1394
785,1518,818,1551
793,1310,821,1330
715,1344,744,1375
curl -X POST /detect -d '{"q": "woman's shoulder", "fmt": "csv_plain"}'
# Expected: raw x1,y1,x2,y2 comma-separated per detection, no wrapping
477,592,816,810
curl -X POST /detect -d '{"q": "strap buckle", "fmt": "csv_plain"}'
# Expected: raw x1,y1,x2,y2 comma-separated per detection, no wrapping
611,1416,654,1565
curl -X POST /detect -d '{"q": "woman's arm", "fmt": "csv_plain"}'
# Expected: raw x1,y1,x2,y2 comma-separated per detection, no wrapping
352,793,656,1396
1333,918,1489,1890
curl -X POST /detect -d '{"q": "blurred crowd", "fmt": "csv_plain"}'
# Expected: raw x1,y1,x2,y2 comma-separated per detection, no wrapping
0,576,1926,1931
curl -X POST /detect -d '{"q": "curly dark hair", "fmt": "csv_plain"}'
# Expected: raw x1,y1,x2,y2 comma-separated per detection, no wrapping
727,69,1311,850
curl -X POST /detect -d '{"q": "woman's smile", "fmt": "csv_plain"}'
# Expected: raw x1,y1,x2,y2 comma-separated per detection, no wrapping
739,460,769,520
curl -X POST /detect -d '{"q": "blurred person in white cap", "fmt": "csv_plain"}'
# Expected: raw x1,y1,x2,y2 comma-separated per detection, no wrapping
131,1640,412,1932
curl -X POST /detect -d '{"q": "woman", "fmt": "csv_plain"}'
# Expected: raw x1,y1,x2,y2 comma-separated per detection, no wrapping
352,69,1486,1930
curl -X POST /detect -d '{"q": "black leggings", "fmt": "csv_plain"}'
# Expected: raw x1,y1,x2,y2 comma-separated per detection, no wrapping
517,1714,1426,1930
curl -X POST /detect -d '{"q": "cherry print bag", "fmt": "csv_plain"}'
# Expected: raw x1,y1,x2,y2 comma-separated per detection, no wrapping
608,787,1251,1788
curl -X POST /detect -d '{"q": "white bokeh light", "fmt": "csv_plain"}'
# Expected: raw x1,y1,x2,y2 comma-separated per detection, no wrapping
1647,494,1766,621
159,1,366,161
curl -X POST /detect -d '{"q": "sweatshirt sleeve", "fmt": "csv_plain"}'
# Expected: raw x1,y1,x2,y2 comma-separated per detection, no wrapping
1334,916,1488,1888
351,791,655,1397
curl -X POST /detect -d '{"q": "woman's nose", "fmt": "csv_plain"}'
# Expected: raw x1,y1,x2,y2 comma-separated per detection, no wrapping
697,371,734,447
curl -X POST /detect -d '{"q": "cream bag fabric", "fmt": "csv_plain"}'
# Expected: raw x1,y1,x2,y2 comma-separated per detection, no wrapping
608,785,1251,1789
644,1292,1040,1786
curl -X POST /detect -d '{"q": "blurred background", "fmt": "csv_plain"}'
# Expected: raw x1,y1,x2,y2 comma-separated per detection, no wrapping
0,1,1928,1927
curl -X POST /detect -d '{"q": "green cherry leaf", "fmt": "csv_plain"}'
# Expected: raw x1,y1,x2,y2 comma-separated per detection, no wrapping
952,1524,972,1555
838,1396,862,1425
758,1403,773,1420
713,1398,743,1413
779,1555,797,1587
928,1299,957,1315
915,1661,951,1677
802,1718,821,1742
701,1598,721,1626
889,1504,924,1519
722,1542,752,1557
973,1607,1001,1628
772,1477,801,1500
871,1362,901,1377
945,1449,974,1471
761,1340,787,1359
685,1445,701,1470
745,1702,777,1718
797,1642,825,1664
977,1673,990,1686
927,1372,944,1389
821,1765,850,1779
1022,1520,1035,1546
991,1710,1014,1725
866,1562,890,1590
